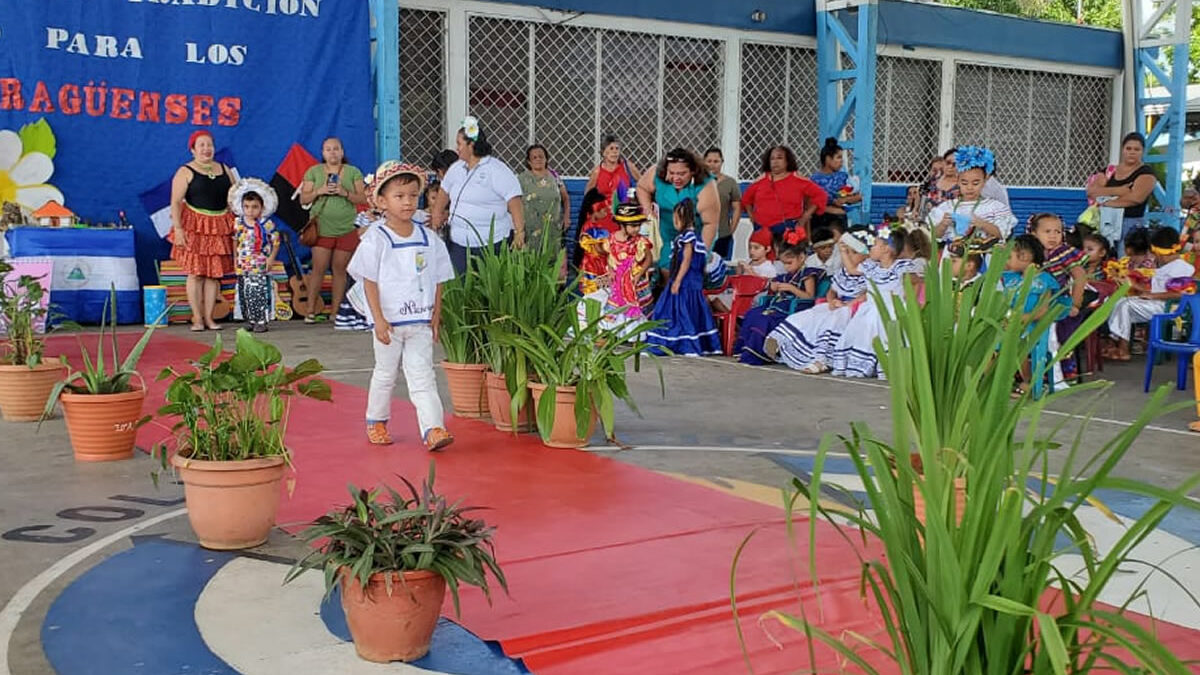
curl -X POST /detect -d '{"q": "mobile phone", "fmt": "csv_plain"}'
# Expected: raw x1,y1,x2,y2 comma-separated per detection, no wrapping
327,174,339,185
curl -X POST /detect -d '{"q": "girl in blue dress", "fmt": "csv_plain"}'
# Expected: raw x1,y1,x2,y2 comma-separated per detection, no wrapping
736,229,818,364
646,199,722,356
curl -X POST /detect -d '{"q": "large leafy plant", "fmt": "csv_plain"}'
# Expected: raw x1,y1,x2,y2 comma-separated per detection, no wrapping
471,237,575,424
494,298,663,442
42,287,158,417
284,462,507,617
0,259,52,366
150,329,332,464
734,245,1200,674
437,272,486,364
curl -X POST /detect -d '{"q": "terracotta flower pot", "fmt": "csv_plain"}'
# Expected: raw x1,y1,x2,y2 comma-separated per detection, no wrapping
528,382,596,449
0,362,65,422
340,569,447,663
485,372,533,433
440,362,488,419
60,388,147,462
170,454,286,550
905,453,967,526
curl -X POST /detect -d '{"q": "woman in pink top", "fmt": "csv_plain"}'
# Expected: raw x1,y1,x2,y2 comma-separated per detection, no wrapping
586,134,642,203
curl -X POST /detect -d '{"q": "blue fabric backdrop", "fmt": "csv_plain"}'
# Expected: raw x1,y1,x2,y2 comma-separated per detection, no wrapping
0,0,374,285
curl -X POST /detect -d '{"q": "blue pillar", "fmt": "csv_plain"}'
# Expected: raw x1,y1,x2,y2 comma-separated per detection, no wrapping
1131,0,1192,230
371,0,401,163
816,0,878,226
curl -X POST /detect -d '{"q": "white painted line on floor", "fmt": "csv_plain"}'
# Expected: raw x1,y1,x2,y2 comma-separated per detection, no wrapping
591,445,833,456
0,508,187,675
698,357,1200,438
320,368,374,375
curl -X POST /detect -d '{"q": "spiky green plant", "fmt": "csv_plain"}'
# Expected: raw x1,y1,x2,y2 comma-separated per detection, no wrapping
284,461,507,617
734,244,1200,674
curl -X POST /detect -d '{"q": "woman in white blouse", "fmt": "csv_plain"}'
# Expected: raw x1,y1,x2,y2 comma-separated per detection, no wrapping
432,116,526,274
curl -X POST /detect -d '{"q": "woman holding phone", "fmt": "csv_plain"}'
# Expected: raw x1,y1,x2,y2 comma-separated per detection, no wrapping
299,136,367,324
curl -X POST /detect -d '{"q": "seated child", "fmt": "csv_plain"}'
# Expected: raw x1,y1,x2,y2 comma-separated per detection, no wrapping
646,199,722,356
1105,226,1196,361
806,226,842,297
830,226,922,379
948,243,983,290
710,227,781,313
1030,213,1088,379
928,146,1016,247
735,236,817,364
764,228,893,374
229,178,281,333
1002,235,1070,396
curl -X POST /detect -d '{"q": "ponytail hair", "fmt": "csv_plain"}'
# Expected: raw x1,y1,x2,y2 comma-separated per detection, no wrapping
819,137,842,166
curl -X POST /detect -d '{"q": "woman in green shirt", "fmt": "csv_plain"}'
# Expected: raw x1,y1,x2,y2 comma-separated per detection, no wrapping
516,144,570,253
299,137,367,323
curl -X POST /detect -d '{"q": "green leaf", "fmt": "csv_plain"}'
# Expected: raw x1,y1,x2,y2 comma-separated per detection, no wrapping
18,119,56,159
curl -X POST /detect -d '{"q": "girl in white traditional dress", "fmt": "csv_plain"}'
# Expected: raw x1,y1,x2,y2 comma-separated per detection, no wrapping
764,227,880,373
829,226,925,379
928,145,1016,247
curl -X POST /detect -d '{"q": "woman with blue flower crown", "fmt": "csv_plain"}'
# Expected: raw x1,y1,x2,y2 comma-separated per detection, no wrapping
927,146,1016,247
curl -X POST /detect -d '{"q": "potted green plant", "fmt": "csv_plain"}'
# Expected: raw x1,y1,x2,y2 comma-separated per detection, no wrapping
284,462,507,664
0,260,63,421
42,287,159,462
496,298,663,448
438,270,490,419
734,246,1200,673
473,239,573,433
150,329,332,550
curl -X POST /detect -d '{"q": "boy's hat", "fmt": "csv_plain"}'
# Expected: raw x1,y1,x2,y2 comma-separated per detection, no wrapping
227,177,278,219
613,201,647,225
749,227,773,250
365,161,426,202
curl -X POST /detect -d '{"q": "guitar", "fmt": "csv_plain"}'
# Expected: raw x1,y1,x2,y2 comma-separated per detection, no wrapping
280,232,326,317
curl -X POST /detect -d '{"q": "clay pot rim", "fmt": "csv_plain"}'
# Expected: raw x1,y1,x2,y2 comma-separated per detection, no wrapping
170,453,287,471
341,568,441,584
0,362,65,372
528,382,577,394
60,386,146,402
440,361,488,371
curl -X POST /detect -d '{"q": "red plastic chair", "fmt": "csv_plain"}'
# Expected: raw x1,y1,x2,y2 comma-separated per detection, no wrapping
706,275,769,356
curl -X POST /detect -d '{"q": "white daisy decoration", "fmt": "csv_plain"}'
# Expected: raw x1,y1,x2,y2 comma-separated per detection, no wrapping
0,128,63,215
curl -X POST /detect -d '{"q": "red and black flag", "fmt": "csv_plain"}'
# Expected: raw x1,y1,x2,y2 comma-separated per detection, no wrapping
269,143,319,234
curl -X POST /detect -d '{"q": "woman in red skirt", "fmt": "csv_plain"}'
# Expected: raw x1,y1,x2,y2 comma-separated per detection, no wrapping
169,131,236,331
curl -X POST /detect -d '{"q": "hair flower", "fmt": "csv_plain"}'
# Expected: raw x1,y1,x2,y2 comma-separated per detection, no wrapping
955,145,995,176
462,116,481,141
783,226,806,246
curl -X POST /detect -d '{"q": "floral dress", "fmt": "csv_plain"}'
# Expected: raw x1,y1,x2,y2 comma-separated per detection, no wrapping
517,169,565,251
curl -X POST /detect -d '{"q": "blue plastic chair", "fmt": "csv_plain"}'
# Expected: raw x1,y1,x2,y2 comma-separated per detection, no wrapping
1143,293,1200,392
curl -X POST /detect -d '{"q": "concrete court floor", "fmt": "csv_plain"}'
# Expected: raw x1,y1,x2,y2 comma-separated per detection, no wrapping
2,321,1199,674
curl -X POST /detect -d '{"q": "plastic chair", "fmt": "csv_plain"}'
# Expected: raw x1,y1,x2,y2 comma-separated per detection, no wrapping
707,275,768,356
1143,292,1200,392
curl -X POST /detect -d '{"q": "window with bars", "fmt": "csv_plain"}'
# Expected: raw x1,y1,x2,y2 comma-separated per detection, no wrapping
953,63,1113,187
874,56,942,184
465,16,725,176
738,42,819,179
399,9,447,166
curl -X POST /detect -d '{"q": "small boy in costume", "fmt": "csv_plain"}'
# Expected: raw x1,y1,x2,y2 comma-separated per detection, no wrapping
228,178,280,333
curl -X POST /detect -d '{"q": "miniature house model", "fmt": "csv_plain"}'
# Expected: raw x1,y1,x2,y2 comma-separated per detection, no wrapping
32,201,76,228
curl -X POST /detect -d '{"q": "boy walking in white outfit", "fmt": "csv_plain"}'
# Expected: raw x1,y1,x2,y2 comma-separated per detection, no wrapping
348,161,455,450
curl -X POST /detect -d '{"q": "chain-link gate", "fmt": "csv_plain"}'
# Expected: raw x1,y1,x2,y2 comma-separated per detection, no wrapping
874,56,941,184
738,42,819,179
399,9,446,165
954,63,1113,187
464,16,726,176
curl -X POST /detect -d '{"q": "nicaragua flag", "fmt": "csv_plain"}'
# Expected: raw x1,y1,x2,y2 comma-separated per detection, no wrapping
136,149,238,283
6,228,142,324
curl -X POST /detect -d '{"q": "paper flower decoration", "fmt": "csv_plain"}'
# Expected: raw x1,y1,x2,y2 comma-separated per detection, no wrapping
955,145,995,176
461,116,480,141
0,121,63,215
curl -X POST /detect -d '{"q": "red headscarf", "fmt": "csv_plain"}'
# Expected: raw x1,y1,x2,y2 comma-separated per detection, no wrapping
187,130,213,151
749,227,775,260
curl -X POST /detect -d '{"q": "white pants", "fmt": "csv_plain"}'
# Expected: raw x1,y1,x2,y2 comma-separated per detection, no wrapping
1107,297,1165,342
366,324,444,437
